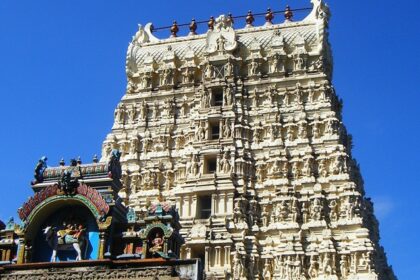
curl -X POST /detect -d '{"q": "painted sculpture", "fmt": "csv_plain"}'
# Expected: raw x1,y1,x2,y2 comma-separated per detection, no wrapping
43,223,86,262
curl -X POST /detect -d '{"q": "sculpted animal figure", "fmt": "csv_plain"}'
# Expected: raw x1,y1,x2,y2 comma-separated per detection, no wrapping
43,225,85,262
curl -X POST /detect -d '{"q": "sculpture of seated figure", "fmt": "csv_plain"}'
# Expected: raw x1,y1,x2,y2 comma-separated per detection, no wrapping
149,233,164,254
57,223,85,244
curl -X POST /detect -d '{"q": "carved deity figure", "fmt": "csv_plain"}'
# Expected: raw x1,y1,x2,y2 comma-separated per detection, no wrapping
195,122,207,141
115,103,126,125
318,158,329,177
321,253,333,275
298,122,308,139
329,199,338,222
340,255,349,277
291,161,301,179
261,205,270,227
224,84,233,106
249,59,259,76
219,151,232,174
286,125,295,142
332,155,346,175
311,198,322,221
149,233,164,254
142,132,153,153
271,54,281,73
233,251,244,280
256,163,267,183
301,201,309,223
153,101,159,120
175,130,186,151
222,119,232,138
302,157,313,177
127,104,137,124
188,154,201,177
312,121,322,139
204,63,213,80
233,200,244,224
225,59,234,76
263,259,272,280
290,199,299,222
139,100,148,122
201,86,210,108
129,134,139,156
308,255,319,278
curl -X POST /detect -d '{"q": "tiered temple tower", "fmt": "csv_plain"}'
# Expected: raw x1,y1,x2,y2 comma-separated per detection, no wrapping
101,1,395,279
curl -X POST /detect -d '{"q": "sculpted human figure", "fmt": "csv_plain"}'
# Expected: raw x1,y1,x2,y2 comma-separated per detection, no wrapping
261,205,269,227
308,255,319,278
298,122,308,139
256,163,267,183
127,104,137,124
200,86,210,108
222,119,232,138
232,251,244,280
311,198,322,221
175,130,186,151
292,161,300,179
142,131,152,153
249,59,259,76
204,63,212,80
190,154,201,177
153,101,159,120
224,84,233,106
149,233,164,254
318,158,328,177
322,253,333,275
225,59,233,76
115,103,126,125
332,154,346,175
271,54,280,73
312,121,321,139
290,198,299,222
286,125,295,142
329,199,338,222
263,259,272,280
129,134,139,156
301,201,309,223
340,255,349,277
302,157,313,177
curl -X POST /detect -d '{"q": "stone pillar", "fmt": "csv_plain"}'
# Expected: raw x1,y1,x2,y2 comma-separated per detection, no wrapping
227,193,234,215
16,237,25,264
212,194,218,216
224,246,231,268
183,196,189,218
177,195,183,217
215,246,221,267
98,231,108,259
191,195,197,219
205,246,210,271
141,239,149,259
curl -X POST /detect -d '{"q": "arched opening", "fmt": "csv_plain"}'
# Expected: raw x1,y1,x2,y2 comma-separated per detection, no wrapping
25,199,100,262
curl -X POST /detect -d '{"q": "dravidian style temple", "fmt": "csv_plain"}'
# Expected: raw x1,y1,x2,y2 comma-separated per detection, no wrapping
0,1,396,279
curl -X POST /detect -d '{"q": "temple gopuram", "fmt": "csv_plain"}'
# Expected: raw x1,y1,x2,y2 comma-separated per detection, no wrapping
0,1,396,279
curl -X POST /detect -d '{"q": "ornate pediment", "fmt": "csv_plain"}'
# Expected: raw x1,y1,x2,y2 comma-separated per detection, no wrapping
206,15,237,54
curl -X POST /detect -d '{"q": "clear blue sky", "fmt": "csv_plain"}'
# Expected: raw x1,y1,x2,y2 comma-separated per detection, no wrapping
0,0,418,277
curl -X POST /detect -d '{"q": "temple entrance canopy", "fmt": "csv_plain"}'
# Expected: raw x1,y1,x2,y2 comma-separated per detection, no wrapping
14,152,126,264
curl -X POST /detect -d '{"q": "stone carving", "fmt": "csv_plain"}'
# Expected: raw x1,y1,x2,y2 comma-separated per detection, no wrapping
206,15,237,54
190,223,206,239
219,150,232,174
